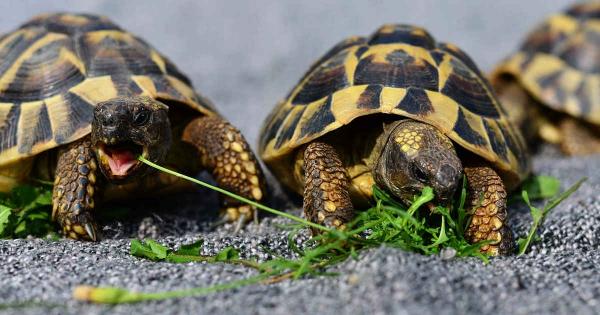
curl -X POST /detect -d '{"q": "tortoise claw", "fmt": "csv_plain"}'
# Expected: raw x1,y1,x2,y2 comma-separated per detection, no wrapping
211,212,251,233
85,223,98,241
210,215,230,229
233,214,247,234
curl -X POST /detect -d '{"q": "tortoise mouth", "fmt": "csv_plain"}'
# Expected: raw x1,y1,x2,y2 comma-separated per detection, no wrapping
96,141,148,181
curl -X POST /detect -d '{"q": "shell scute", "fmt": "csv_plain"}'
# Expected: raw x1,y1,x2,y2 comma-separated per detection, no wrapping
354,48,439,91
396,87,434,116
441,58,500,118
291,49,351,105
22,13,120,35
368,24,435,49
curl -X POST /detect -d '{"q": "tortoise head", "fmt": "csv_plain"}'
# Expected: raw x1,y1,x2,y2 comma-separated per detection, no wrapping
374,120,462,207
91,96,172,183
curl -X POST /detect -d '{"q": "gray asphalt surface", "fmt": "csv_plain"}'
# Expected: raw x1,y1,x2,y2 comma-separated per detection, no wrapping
0,1,599,315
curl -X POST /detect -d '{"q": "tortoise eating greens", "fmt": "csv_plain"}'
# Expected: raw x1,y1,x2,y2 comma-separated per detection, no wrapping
259,24,530,255
0,13,266,240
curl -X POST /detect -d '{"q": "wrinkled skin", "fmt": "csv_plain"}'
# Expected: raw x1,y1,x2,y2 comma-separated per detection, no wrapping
374,120,463,207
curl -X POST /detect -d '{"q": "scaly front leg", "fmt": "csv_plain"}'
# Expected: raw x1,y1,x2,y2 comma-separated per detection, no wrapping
303,142,354,234
182,116,266,225
464,165,513,256
52,137,100,241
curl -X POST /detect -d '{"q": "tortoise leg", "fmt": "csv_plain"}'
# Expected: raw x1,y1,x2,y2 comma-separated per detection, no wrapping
52,136,100,241
182,116,266,224
559,118,600,155
303,142,354,234
464,165,513,256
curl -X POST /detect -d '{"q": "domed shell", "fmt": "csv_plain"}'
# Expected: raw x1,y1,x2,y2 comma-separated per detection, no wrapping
260,24,529,189
491,2,600,125
0,13,217,165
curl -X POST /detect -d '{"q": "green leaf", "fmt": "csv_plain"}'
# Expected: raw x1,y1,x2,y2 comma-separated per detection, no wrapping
521,175,561,200
173,240,204,256
165,241,206,263
0,184,55,238
33,190,52,206
0,205,12,236
215,247,240,262
145,240,168,259
516,237,528,254
12,209,52,237
426,216,449,248
11,185,38,207
131,240,163,261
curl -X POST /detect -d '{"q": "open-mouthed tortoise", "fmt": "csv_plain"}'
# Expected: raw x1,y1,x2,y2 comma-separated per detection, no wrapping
0,13,266,241
259,24,530,255
490,2,600,155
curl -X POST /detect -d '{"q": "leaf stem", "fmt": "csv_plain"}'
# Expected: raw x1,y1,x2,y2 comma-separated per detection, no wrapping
517,177,587,256
138,156,331,233
74,273,273,304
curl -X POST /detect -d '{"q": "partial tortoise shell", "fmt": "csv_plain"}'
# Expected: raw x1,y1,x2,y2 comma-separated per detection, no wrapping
260,24,530,189
0,13,217,165
491,2,600,125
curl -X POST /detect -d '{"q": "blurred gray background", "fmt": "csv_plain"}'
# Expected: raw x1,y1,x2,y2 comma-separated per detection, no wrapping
0,0,575,147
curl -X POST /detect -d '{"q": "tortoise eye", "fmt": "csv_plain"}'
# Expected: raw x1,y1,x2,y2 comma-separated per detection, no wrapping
133,109,150,126
412,165,428,183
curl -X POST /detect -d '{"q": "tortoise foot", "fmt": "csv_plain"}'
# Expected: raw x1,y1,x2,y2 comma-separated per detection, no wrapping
559,118,600,155
303,142,354,234
182,116,266,228
464,165,513,256
52,137,100,241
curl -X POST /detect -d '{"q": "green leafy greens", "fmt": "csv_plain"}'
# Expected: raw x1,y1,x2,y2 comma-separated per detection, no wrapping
0,185,56,239
0,157,582,305
70,156,583,304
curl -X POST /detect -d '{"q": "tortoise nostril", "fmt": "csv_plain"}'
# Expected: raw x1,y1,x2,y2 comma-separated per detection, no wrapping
435,164,459,201
102,113,117,127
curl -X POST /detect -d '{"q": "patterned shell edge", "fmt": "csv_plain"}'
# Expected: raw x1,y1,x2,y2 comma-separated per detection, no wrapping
0,13,217,165
491,2,600,125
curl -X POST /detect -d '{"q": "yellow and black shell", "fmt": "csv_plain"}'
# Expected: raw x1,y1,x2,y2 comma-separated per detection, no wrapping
260,24,530,189
491,2,600,125
0,13,217,165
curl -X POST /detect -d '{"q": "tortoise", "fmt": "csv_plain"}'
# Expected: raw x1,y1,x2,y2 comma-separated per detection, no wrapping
259,24,531,255
0,13,266,241
490,2,600,155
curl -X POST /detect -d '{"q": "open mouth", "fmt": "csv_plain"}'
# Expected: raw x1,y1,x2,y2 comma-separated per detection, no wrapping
96,141,147,179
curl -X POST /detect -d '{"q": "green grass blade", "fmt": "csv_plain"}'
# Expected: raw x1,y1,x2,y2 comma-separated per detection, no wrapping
0,205,12,237
517,177,587,256
138,156,331,233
